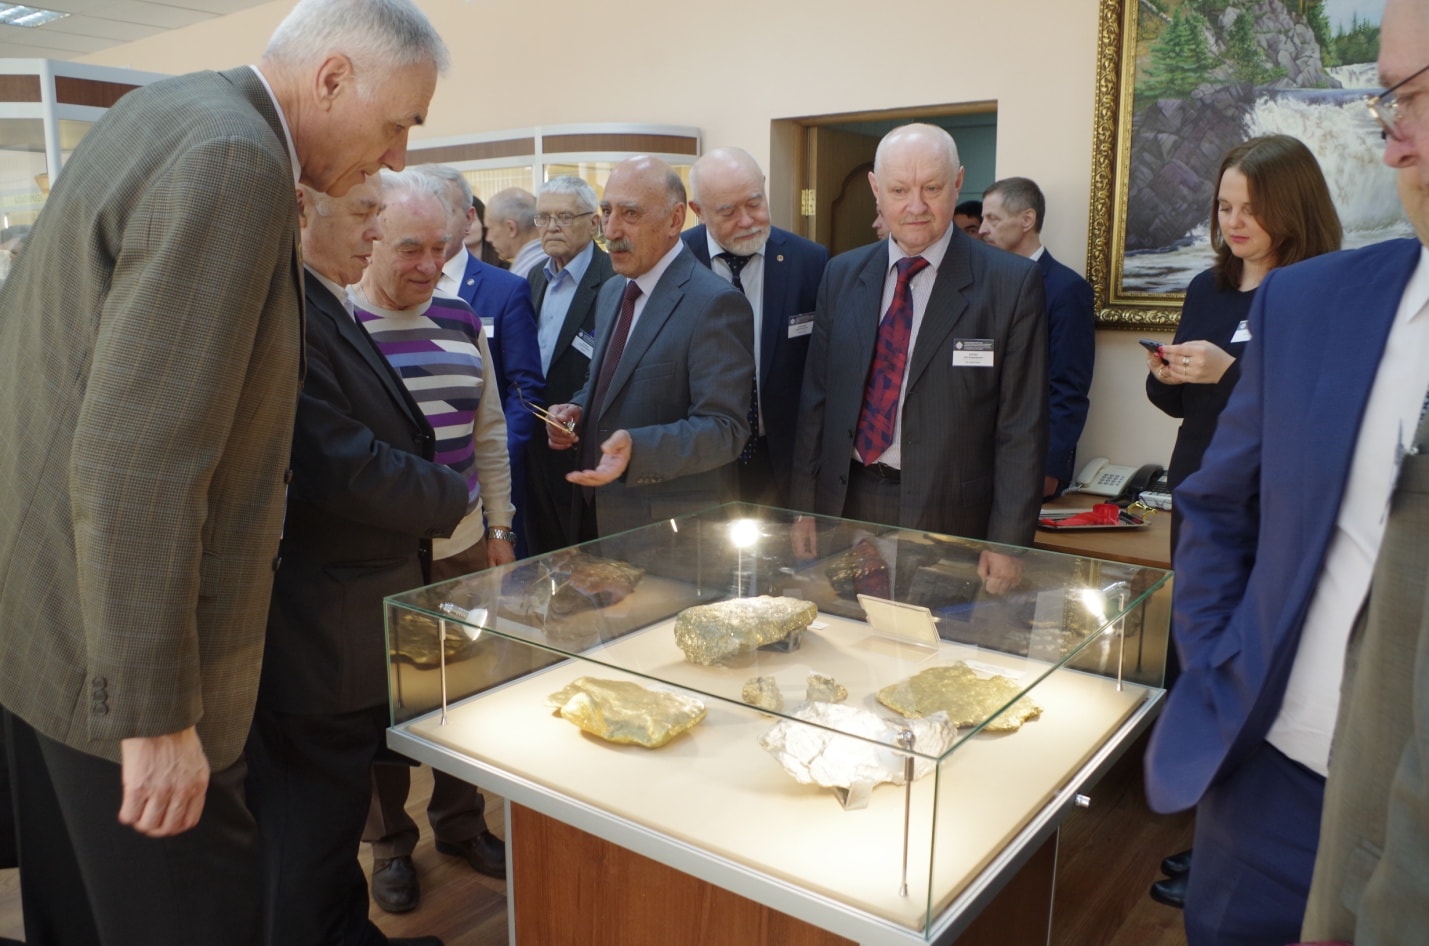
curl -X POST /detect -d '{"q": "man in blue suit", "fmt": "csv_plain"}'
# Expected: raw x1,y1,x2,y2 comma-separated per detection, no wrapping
421,165,544,557
980,177,1094,498
684,147,828,509
1143,29,1429,936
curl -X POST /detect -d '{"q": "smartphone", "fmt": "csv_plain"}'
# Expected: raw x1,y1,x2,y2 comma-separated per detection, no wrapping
1139,338,1168,364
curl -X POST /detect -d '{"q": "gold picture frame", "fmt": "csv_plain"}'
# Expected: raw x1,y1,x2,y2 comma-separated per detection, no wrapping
1089,0,1189,330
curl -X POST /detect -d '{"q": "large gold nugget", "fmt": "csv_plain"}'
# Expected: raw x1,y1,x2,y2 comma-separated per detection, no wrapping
547,677,706,748
673,596,818,666
877,662,1042,732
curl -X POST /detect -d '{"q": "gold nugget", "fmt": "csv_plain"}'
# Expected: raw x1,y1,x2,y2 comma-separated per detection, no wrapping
547,677,706,748
673,595,817,665
877,662,1042,732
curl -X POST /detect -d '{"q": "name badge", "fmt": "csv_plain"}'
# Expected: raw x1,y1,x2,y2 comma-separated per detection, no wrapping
1231,320,1252,344
788,312,815,339
572,331,595,359
480,317,496,339
952,338,995,367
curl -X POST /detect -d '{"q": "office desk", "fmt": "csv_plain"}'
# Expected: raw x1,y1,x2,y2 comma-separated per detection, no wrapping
1033,498,1172,571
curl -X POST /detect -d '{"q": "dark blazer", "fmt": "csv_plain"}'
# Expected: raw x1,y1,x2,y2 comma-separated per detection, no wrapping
259,278,467,715
1143,239,1419,815
682,225,828,500
1037,249,1095,491
575,246,754,538
525,245,615,553
790,229,1048,547
0,68,304,769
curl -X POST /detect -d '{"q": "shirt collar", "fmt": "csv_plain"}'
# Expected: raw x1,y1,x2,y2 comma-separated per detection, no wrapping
887,222,955,273
442,245,470,284
248,65,300,185
544,240,595,285
632,241,685,298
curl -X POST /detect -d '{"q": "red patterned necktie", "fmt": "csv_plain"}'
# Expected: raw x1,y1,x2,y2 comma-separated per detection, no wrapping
582,279,642,474
855,255,929,464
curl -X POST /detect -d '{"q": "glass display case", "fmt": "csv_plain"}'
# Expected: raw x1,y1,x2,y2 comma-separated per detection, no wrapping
385,504,1171,945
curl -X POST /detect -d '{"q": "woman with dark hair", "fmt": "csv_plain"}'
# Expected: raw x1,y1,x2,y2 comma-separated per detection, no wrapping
465,194,510,269
1144,132,1342,909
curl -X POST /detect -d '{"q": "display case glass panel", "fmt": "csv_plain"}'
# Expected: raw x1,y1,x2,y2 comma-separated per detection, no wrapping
386,504,1170,940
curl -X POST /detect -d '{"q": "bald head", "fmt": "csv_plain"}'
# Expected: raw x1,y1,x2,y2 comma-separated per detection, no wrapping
599,156,687,277
689,147,771,256
870,123,966,256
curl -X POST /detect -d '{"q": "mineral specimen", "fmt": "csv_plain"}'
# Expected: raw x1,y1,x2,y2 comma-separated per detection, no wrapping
503,551,644,621
876,662,1042,732
547,677,706,748
759,703,957,808
673,596,818,666
389,609,483,668
825,538,890,599
741,676,784,712
805,672,847,704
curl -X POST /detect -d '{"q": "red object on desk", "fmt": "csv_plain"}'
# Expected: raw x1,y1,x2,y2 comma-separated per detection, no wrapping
1040,502,1122,528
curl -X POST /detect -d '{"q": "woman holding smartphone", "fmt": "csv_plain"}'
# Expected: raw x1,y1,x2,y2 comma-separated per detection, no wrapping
1143,133,1342,909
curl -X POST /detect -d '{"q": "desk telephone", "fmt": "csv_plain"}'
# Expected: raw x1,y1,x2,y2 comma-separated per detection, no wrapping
1070,458,1166,503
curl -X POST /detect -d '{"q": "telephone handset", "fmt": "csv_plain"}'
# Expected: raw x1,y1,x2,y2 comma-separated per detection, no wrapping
1070,457,1166,502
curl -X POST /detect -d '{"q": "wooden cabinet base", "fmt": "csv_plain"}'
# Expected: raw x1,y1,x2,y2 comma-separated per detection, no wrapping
509,803,1055,946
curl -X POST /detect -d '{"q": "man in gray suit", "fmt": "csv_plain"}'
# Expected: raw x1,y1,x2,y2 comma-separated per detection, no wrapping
0,1,446,942
790,123,1047,593
545,155,753,540
1303,0,1429,938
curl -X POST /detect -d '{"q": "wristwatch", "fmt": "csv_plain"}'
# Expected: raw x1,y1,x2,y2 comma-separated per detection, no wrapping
487,526,517,544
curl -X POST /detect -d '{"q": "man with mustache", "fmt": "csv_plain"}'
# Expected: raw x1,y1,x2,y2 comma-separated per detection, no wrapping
684,147,828,508
545,155,753,541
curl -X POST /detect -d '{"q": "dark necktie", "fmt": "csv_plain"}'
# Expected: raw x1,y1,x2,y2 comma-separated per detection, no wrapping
855,256,929,464
718,251,760,463
582,279,642,475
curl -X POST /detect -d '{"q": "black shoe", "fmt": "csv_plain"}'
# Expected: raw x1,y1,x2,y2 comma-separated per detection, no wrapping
1160,848,1192,876
371,855,420,913
435,830,506,879
1149,870,1188,909
388,938,443,946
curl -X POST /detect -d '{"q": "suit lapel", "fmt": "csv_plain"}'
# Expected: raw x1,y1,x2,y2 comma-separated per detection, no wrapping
599,250,691,421
850,244,892,379
311,281,421,427
554,247,608,358
907,231,973,390
760,229,789,380
458,255,484,311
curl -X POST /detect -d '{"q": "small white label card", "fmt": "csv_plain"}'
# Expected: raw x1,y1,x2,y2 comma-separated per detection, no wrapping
788,312,815,338
952,338,995,367
1231,320,1252,343
572,330,595,359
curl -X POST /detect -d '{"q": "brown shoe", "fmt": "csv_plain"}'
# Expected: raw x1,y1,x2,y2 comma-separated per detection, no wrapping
371,855,420,913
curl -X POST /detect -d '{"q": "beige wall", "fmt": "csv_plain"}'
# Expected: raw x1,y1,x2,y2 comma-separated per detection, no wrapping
81,0,1178,479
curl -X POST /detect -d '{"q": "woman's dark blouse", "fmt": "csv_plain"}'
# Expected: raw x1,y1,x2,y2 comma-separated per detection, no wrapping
1146,268,1256,494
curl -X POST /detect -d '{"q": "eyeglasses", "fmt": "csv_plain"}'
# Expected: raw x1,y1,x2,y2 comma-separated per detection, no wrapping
534,211,595,228
1367,61,1429,141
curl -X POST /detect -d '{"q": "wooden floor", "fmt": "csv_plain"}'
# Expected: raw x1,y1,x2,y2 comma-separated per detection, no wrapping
0,737,1192,945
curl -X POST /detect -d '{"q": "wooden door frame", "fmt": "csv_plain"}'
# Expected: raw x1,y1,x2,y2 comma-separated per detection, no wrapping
769,101,998,240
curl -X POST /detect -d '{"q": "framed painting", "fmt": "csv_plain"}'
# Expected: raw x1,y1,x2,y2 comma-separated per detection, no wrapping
1087,0,1407,328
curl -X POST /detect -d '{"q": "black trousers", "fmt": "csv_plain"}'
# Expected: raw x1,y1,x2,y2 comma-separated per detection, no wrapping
244,704,393,946
2,709,260,946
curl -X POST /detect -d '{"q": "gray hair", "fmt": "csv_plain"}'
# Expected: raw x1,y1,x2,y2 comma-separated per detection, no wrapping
486,187,538,231
378,168,450,215
412,164,473,207
873,123,960,176
265,0,450,80
537,176,598,214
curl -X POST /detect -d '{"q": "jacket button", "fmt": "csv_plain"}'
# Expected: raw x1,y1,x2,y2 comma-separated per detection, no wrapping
91,676,107,690
272,556,282,572
283,468,294,484
91,703,108,716
839,475,847,485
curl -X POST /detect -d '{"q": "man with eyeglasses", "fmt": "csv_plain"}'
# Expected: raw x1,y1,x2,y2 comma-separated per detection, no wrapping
1143,2,1429,942
544,155,753,541
525,176,615,553
683,147,829,509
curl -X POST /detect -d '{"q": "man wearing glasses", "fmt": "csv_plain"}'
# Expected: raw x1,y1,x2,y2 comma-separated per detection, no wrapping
525,176,615,553
1143,1,1429,942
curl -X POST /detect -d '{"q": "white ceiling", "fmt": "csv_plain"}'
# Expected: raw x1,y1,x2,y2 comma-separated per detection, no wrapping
0,1,274,60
